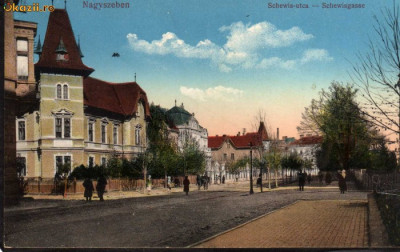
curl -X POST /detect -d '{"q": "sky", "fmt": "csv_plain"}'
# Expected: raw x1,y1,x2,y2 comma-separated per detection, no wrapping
14,0,394,138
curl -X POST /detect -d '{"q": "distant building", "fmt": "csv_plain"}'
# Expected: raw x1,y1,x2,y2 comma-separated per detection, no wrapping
15,8,150,179
165,102,211,172
289,135,323,174
208,122,269,183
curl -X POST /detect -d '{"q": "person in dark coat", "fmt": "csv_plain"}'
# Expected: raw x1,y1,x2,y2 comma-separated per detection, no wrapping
83,178,94,201
196,174,202,190
96,175,107,201
183,176,190,195
222,175,225,184
298,171,305,191
338,170,347,194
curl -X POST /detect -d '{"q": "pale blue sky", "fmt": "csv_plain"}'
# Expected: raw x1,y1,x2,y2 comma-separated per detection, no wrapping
15,0,394,137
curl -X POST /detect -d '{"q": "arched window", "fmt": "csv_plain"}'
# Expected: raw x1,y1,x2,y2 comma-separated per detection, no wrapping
135,125,141,145
56,84,62,99
63,85,68,99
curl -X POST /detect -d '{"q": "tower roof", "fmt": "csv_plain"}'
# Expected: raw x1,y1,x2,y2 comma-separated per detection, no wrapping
35,9,93,77
166,105,192,126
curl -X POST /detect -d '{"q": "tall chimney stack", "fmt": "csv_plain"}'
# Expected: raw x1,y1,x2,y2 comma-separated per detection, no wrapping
277,128,279,140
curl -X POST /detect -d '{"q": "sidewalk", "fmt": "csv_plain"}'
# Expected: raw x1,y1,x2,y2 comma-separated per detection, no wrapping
22,179,342,201
193,199,369,248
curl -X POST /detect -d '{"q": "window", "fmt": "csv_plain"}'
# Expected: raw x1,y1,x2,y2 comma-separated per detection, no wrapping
231,153,235,160
17,39,28,80
101,157,107,166
224,153,227,161
101,124,106,143
135,125,141,145
56,84,62,99
88,121,94,142
55,155,71,174
55,117,71,138
17,120,26,140
113,125,118,145
56,84,69,100
16,156,26,176
63,85,68,99
88,156,94,167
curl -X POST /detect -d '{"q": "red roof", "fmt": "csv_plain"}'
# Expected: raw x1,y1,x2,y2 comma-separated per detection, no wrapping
290,136,323,146
208,123,268,149
83,77,150,117
35,9,94,76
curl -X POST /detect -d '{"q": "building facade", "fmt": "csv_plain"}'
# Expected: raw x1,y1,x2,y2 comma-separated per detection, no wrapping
288,135,323,175
15,8,150,179
166,102,212,172
208,122,269,183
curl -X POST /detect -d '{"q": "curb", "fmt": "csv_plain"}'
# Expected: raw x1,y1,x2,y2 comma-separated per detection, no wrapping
187,200,301,248
367,193,390,248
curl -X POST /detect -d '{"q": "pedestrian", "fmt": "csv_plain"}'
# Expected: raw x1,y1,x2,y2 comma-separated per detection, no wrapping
183,176,190,196
338,170,347,194
197,174,201,190
256,176,261,187
83,178,94,202
298,170,305,191
222,175,225,184
96,175,107,201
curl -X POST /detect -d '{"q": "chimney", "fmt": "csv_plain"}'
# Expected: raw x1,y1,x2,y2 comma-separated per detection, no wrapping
277,128,279,140
242,128,246,135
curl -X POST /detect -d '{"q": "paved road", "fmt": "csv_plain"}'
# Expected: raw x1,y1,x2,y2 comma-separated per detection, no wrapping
4,184,367,248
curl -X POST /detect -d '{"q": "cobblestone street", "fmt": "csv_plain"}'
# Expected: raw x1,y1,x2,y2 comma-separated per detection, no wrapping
194,200,368,248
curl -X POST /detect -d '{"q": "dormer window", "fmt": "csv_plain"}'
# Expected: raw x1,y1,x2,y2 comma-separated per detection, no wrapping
55,38,69,61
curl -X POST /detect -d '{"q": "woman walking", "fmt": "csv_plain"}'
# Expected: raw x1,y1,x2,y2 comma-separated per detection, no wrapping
83,178,94,202
183,176,190,196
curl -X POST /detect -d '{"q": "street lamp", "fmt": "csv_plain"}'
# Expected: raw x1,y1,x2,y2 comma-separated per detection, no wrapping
249,142,254,194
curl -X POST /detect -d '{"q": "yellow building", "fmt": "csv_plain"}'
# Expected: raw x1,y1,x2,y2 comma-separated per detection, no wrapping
16,8,150,179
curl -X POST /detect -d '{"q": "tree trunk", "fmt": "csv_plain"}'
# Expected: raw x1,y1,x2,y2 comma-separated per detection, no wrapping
268,167,271,189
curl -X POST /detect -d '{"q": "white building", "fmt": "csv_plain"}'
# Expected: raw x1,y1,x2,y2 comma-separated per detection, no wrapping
288,135,323,175
166,103,212,172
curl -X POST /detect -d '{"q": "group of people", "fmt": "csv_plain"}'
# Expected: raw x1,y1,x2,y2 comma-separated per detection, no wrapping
298,170,347,193
196,174,210,190
83,175,108,201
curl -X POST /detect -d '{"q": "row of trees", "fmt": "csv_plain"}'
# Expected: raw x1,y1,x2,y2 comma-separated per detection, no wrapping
298,82,397,173
225,149,313,189
67,104,206,182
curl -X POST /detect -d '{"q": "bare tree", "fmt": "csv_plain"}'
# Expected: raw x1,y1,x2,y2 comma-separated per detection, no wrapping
351,2,400,154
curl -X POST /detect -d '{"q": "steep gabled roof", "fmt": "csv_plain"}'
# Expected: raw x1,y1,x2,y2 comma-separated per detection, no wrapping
35,9,94,77
83,77,150,118
208,122,268,149
290,135,323,146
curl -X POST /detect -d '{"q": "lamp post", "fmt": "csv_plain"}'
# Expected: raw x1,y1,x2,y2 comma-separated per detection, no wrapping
249,142,254,194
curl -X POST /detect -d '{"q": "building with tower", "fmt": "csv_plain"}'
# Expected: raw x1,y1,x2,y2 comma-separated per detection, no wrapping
165,102,212,173
15,8,150,179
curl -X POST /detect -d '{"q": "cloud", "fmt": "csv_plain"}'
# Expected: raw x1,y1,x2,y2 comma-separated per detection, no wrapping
300,49,333,63
180,85,244,102
127,21,331,72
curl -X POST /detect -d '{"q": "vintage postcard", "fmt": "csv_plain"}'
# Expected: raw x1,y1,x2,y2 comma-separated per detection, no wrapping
2,0,399,250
